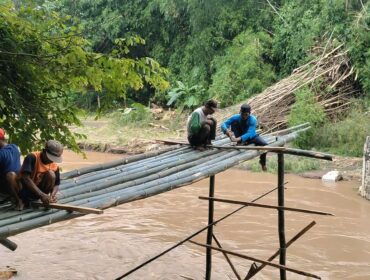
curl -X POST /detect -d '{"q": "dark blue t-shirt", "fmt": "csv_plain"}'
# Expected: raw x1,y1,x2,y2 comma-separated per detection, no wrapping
0,144,21,179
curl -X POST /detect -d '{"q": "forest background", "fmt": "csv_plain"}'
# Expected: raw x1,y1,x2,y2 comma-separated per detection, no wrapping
0,0,369,159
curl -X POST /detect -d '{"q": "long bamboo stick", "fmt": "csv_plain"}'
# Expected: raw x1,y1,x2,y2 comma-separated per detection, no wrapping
199,197,334,216
244,221,316,279
61,146,179,179
115,185,280,280
212,234,241,280
189,241,321,279
31,202,103,215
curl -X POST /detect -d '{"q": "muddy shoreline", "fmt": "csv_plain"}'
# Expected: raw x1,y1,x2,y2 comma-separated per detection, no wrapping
77,141,363,182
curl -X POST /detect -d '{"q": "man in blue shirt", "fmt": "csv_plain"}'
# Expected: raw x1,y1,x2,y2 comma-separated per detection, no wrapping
221,104,268,171
0,128,23,210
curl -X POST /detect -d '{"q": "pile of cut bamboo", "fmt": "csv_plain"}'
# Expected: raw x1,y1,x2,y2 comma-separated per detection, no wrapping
0,124,309,239
216,43,359,132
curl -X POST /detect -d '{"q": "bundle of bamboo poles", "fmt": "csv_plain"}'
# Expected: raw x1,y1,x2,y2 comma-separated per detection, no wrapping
0,124,309,239
216,43,359,132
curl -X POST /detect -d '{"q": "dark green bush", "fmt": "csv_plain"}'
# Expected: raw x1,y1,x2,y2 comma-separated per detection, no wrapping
288,86,326,148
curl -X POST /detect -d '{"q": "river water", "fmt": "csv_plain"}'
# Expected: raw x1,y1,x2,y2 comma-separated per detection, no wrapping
1,150,370,279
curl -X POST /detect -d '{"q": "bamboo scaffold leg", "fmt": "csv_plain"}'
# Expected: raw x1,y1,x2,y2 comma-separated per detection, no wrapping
206,175,215,280
278,152,286,280
245,221,316,279
212,234,241,280
115,185,280,279
190,240,321,279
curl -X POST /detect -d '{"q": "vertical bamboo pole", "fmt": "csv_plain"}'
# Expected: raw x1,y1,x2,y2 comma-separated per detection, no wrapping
206,175,215,280
278,153,287,280
359,136,370,200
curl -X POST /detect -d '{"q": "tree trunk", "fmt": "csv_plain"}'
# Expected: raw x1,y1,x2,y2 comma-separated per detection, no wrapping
359,136,370,200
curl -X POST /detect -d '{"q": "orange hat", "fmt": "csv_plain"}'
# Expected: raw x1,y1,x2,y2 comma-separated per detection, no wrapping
0,128,5,140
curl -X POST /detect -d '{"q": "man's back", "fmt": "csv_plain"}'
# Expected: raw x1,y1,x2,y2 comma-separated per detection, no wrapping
0,144,21,176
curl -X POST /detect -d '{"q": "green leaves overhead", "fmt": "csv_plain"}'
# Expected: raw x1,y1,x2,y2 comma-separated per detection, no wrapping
0,1,168,153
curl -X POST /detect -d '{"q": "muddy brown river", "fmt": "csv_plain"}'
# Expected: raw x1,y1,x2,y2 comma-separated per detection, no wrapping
1,150,370,279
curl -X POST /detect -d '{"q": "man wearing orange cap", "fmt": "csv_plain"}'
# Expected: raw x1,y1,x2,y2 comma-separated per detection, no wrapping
18,140,63,205
0,128,23,210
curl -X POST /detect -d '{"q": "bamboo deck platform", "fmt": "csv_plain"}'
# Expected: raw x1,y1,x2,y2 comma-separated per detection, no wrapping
0,125,308,241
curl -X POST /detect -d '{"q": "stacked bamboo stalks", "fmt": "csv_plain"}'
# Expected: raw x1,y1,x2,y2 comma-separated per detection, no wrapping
0,124,309,239
215,44,359,132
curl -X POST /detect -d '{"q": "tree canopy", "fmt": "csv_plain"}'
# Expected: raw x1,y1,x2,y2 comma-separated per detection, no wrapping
51,0,369,105
0,1,168,153
1,0,369,154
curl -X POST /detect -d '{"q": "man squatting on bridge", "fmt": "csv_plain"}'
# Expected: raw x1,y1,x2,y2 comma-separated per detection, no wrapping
221,104,268,171
18,140,64,208
187,99,218,151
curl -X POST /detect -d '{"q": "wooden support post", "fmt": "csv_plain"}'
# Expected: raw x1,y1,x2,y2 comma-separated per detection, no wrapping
278,152,286,280
359,136,370,200
206,175,215,280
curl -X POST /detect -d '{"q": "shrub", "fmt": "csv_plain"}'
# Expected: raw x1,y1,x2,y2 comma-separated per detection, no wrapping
209,30,275,107
288,86,326,148
312,102,370,156
166,81,207,111
112,103,153,127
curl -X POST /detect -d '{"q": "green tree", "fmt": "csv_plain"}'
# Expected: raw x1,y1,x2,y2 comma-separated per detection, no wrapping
209,31,275,107
0,1,168,153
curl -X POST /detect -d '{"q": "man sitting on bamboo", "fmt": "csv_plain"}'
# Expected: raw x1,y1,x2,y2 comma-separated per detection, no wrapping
187,99,218,150
0,128,23,210
18,140,63,206
221,104,268,171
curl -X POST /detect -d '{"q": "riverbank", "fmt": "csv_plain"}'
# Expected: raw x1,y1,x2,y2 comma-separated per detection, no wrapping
70,116,363,181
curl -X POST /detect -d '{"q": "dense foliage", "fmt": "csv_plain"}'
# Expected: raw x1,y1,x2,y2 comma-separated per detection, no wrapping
0,1,168,153
1,0,369,156
51,0,369,105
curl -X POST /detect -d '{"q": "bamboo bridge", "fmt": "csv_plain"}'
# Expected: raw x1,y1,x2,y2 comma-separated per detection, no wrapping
0,122,336,279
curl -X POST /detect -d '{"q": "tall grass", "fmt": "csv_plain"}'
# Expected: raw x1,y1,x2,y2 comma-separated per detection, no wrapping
312,104,370,157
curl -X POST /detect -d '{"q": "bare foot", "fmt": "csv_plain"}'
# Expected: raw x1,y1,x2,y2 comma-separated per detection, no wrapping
14,200,24,211
194,146,206,151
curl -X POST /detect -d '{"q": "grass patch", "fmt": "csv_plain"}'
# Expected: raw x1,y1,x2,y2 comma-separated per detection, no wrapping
71,107,187,149
242,154,322,174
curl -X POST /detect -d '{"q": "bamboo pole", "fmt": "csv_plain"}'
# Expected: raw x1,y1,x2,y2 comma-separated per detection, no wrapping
61,146,179,179
31,202,103,215
0,238,17,251
212,234,241,280
278,152,286,280
198,197,333,216
189,241,321,279
244,221,316,279
156,140,333,161
114,186,280,280
205,175,215,280
156,139,285,151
